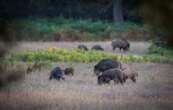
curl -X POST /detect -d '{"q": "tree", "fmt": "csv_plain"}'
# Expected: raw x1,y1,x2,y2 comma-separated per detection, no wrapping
139,0,173,47
112,0,124,23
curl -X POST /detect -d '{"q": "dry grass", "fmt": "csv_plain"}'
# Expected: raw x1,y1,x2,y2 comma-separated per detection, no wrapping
1,42,172,110
0,91,172,110
0,63,27,86
0,62,173,110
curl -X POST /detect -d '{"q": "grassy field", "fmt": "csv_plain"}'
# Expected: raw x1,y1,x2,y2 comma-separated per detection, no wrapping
0,62,173,110
7,41,173,64
0,41,173,110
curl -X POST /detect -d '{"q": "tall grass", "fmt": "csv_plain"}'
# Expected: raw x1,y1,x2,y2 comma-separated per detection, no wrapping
0,61,26,87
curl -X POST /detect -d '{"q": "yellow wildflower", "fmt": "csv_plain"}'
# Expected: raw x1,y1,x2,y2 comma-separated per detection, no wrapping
48,47,56,53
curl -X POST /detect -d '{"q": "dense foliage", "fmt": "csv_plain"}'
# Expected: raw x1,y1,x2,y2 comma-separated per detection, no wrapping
6,17,147,41
139,0,173,47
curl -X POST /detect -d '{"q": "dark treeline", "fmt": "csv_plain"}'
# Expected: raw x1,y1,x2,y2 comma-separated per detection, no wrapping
0,0,173,47
0,0,139,21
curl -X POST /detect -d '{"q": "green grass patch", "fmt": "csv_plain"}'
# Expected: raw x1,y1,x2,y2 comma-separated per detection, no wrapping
7,48,173,63
148,45,173,60
7,17,142,41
